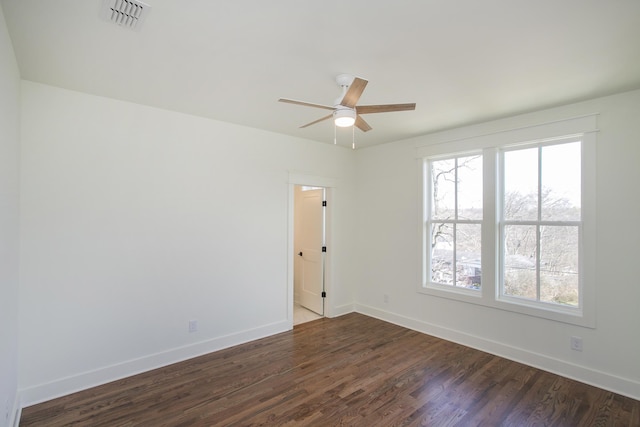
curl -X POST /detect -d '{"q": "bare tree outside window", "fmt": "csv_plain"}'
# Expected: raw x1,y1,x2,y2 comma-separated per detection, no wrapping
501,142,581,306
428,155,482,290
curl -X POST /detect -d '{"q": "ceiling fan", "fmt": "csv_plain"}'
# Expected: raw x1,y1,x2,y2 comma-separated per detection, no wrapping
278,74,416,133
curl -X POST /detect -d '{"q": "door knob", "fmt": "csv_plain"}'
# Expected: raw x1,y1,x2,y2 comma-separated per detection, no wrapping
298,252,303,256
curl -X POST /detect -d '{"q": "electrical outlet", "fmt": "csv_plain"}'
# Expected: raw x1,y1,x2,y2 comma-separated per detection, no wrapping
188,319,198,333
383,294,389,304
570,336,583,352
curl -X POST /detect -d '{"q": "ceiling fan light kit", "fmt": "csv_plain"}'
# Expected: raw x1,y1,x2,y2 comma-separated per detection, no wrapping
333,108,356,127
278,74,416,147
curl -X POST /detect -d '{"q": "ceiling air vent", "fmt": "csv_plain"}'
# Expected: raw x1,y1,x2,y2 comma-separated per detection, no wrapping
100,0,151,30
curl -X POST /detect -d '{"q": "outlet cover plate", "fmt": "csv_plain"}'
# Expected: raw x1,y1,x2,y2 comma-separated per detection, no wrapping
188,319,198,333
570,336,583,351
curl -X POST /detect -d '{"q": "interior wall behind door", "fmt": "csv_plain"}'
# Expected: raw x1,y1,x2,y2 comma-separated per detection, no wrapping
293,185,304,304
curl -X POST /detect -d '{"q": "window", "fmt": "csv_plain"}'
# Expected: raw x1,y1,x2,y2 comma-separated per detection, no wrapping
500,141,581,308
419,114,596,327
426,154,483,291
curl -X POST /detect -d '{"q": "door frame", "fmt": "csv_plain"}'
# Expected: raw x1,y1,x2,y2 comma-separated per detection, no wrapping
287,172,337,326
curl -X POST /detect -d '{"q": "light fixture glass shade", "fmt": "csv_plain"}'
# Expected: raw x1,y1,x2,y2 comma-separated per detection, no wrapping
334,109,356,127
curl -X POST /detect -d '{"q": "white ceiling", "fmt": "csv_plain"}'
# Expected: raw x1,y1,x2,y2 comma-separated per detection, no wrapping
3,0,640,148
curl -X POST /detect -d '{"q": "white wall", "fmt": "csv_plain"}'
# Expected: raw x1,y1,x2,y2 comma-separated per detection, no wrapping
0,3,21,426
354,89,640,399
18,81,358,404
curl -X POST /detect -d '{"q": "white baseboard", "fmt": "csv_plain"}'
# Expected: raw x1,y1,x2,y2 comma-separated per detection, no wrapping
8,392,20,427
19,319,290,408
328,303,354,318
354,303,640,401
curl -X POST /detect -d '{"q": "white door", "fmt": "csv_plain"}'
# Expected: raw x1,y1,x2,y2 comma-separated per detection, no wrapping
297,188,325,315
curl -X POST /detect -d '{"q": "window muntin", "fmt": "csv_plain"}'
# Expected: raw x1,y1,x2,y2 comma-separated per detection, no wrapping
427,154,483,291
499,141,581,308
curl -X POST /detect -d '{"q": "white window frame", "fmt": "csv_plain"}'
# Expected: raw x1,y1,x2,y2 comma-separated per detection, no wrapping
418,114,597,328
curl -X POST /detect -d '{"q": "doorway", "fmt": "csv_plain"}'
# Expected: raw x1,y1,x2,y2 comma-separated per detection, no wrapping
293,185,326,324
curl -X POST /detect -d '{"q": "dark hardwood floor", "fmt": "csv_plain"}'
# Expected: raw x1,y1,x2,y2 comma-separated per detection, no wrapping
20,313,639,426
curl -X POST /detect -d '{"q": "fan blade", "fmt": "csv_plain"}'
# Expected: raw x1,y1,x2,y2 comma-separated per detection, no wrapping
300,114,333,128
279,98,334,111
355,115,372,132
340,77,368,108
357,103,416,114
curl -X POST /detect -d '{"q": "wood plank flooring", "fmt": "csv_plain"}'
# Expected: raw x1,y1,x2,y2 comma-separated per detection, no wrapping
20,313,640,426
